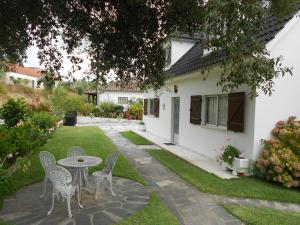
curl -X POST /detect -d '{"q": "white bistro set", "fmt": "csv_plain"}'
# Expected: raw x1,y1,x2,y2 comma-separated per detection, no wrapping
39,146,119,217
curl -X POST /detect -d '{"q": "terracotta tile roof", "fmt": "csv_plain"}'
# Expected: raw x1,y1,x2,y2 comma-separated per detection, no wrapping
99,81,142,92
85,81,142,94
7,64,43,78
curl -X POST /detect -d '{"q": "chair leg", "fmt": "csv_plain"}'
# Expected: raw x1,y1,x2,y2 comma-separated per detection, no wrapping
77,187,83,208
66,195,72,217
108,174,115,196
95,178,101,200
47,192,55,215
40,177,47,198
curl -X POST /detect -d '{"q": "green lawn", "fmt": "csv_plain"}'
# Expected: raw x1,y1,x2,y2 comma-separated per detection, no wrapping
120,131,153,145
223,204,300,225
148,149,300,204
114,193,180,225
0,126,145,209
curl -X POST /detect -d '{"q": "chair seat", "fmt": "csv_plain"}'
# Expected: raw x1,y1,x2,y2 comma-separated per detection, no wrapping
92,171,109,178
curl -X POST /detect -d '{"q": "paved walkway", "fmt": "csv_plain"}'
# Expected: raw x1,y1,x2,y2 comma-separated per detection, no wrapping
93,122,243,225
0,177,150,225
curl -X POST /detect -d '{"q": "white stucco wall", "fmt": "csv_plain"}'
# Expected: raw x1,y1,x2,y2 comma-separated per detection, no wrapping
5,72,43,88
170,39,196,66
144,69,256,159
98,91,144,108
252,15,300,159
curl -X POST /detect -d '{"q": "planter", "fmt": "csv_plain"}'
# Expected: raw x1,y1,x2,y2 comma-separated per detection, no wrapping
232,157,249,171
139,124,146,131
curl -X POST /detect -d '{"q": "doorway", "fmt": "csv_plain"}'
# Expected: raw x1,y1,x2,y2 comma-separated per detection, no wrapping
172,97,180,144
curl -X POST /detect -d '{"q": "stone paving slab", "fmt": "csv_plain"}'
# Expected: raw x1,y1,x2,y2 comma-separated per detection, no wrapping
94,121,244,225
0,177,150,225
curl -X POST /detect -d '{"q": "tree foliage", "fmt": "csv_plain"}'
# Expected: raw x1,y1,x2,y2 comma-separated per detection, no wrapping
0,0,299,96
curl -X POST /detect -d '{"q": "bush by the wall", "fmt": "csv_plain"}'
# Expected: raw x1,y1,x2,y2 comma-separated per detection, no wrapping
31,112,56,130
256,117,300,188
126,102,143,120
98,101,124,118
0,98,31,127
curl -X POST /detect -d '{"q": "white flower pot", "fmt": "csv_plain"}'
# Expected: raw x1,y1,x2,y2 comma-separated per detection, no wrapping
233,158,249,171
140,124,146,131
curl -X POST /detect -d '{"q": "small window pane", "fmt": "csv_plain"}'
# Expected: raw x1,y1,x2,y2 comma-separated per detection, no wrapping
118,97,128,105
165,44,171,66
218,95,228,126
149,99,154,115
206,96,217,125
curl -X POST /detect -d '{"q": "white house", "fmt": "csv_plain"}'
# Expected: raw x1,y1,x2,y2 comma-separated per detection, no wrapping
144,11,300,161
86,82,144,108
4,64,44,88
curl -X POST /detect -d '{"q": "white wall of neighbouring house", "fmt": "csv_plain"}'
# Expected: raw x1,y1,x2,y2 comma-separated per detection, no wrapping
252,14,300,160
144,68,256,159
170,39,196,66
5,72,43,88
98,91,144,108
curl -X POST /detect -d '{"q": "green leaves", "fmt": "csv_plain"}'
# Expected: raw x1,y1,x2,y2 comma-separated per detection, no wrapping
0,0,299,96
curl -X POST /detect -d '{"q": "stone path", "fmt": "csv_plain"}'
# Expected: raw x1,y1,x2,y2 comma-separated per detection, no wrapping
0,177,150,225
95,122,244,225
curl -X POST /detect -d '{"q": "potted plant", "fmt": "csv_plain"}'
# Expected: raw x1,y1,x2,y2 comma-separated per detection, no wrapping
232,155,249,172
139,121,146,131
218,145,241,170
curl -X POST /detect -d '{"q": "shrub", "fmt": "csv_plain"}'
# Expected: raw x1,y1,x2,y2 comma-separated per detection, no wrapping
127,102,143,120
79,103,94,116
51,86,93,117
256,117,300,188
98,101,124,118
10,122,48,157
31,112,56,130
0,98,31,127
0,125,12,160
92,107,102,117
219,145,241,166
30,102,51,112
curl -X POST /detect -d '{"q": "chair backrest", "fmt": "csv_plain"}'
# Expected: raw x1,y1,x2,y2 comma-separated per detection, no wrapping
39,151,56,177
49,165,73,191
67,146,86,157
104,151,119,174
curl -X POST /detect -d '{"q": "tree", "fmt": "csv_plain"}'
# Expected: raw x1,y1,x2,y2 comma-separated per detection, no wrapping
0,0,299,97
37,71,56,90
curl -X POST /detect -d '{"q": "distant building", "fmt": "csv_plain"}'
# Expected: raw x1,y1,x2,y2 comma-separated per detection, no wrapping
85,82,144,108
4,64,44,89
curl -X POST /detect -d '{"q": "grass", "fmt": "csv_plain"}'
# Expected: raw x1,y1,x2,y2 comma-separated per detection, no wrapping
114,193,180,225
148,149,300,204
9,126,145,191
223,204,300,225
120,130,153,145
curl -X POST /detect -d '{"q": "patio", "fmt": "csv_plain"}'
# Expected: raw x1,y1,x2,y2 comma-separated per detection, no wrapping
0,174,150,225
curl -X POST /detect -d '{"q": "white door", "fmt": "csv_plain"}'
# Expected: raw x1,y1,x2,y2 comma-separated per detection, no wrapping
172,97,180,144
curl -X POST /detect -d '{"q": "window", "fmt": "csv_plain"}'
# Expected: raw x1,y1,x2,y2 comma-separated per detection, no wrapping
205,95,228,127
165,43,171,66
146,98,160,117
149,99,155,114
9,76,14,81
32,80,35,88
118,97,128,105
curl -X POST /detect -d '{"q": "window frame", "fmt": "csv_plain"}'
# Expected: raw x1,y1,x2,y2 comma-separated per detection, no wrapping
117,97,129,105
204,94,228,128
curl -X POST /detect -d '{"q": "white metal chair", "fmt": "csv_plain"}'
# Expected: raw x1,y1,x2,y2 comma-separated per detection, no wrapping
67,146,88,183
39,151,56,198
47,165,82,217
67,146,86,157
92,151,119,199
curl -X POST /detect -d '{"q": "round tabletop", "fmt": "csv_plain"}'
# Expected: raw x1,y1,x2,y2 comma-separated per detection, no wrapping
58,156,102,168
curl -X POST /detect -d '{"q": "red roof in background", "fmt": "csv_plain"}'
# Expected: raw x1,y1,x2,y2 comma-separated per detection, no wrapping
7,64,43,78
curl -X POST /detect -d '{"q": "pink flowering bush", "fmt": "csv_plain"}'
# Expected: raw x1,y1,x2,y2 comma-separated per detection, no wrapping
256,117,300,188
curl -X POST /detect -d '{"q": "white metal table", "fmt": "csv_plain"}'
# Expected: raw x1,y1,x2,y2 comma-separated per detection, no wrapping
58,156,102,196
